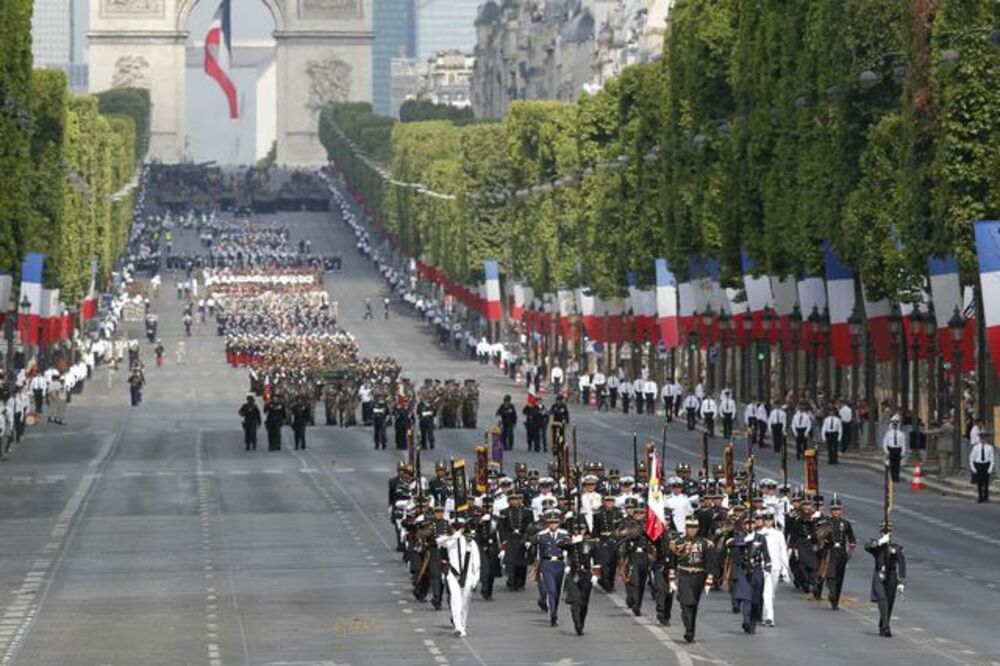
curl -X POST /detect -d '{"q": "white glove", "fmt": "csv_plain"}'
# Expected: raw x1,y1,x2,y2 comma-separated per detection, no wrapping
572,535,584,544
590,575,599,586
565,566,571,576
897,584,905,594
878,534,891,545
670,581,678,594
704,585,711,596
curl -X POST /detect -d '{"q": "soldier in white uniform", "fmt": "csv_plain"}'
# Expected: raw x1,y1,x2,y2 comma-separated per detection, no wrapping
760,508,790,627
663,477,693,532
437,518,481,637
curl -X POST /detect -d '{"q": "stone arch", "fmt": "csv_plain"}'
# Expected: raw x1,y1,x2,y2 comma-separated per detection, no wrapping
175,0,287,34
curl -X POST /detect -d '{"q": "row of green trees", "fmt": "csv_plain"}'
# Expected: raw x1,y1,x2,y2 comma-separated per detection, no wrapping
320,0,1000,300
1,13,148,304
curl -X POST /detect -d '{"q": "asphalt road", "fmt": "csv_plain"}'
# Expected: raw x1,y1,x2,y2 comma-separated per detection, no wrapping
0,201,997,666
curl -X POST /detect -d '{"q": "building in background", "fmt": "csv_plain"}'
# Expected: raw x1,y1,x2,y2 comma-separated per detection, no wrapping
471,0,671,118
31,0,89,92
415,50,474,108
417,0,478,61
374,0,419,116
390,57,421,118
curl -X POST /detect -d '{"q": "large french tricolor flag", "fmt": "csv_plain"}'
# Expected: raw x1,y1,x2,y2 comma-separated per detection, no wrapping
557,287,576,340
627,272,658,344
770,275,798,350
797,272,827,353
18,252,44,346
742,251,773,330
655,258,679,349
204,0,238,119
0,272,12,326
576,288,597,339
42,288,61,347
483,260,502,322
824,243,856,367
511,283,525,324
973,220,1000,375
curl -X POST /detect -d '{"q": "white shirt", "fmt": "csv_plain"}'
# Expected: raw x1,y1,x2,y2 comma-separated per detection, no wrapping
791,411,812,434
768,407,787,428
720,396,736,416
664,492,692,532
883,427,907,456
744,404,757,425
754,403,769,421
969,443,994,474
699,398,717,418
683,395,700,410
592,372,606,386
661,384,673,399
762,526,791,579
579,374,591,388
821,416,842,438
551,367,564,383
607,375,619,389
839,405,853,424
970,425,982,446
694,383,705,399
643,380,657,395
436,533,481,589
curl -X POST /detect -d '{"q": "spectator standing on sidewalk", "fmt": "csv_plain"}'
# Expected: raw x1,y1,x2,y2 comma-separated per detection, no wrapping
969,421,993,503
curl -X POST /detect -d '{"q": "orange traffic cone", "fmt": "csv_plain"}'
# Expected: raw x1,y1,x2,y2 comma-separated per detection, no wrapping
909,459,925,491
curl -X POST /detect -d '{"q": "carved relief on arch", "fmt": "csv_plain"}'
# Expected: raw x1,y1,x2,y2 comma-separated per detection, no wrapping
101,0,164,17
299,0,362,19
305,57,353,110
112,55,151,89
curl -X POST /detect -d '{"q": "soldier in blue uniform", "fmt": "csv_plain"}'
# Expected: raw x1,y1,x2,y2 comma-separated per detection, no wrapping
534,512,568,626
729,511,771,634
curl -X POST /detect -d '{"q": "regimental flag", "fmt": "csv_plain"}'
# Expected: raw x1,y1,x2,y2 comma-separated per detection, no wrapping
204,0,238,119
0,272,12,326
824,242,856,367
18,252,44,346
644,449,667,541
973,220,1000,375
483,260,502,322
655,259,679,349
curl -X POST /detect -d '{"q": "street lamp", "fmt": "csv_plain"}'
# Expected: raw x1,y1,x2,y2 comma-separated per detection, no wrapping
761,307,775,402
887,303,902,412
948,306,965,472
701,305,714,392
820,306,831,400
924,304,938,426
808,305,821,402
689,309,701,387
719,310,732,393
848,304,864,451
909,304,923,460
741,312,753,403
18,295,31,367
789,304,802,399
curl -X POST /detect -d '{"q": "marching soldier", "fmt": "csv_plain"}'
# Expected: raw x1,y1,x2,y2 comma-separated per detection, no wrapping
425,504,450,609
731,512,771,634
393,399,411,451
428,461,450,507
499,492,533,590
649,518,677,627
437,517,481,638
238,394,261,451
591,494,621,592
549,395,570,442
372,393,389,450
472,500,501,600
618,499,652,616
496,395,518,451
670,515,716,644
535,512,569,626
417,397,436,450
865,521,906,637
560,517,597,635
523,394,544,452
264,396,286,451
290,395,310,450
819,496,856,610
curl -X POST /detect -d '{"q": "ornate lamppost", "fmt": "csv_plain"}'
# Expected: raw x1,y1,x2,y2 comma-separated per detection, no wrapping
761,307,775,403
700,305,715,392
848,304,864,450
719,310,732,392
820,306,831,401
807,305,821,402
909,304,923,460
741,312,753,403
887,303,902,413
789,304,802,400
948,307,965,472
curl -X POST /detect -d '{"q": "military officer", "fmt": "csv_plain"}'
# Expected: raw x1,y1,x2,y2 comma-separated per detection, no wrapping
496,395,518,451
560,517,597,635
499,493,532,590
372,393,389,449
591,494,622,592
865,521,906,637
731,512,771,634
820,496,856,609
239,394,262,451
670,515,715,644
618,499,652,616
472,500,501,600
393,399,411,450
264,397,286,451
437,517,481,638
417,397,436,450
535,512,569,626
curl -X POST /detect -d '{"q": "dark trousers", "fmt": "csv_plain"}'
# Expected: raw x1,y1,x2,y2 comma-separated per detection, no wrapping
14,413,24,441
677,571,707,640
973,462,991,502
840,423,852,452
361,401,373,425
501,423,515,451
293,426,306,450
130,385,142,406
419,423,434,449
636,394,643,414
826,556,848,605
650,565,674,625
609,388,618,409
685,408,696,430
622,394,631,414
267,426,282,451
645,394,655,414
771,425,785,454
626,557,649,613
873,577,898,632
795,428,808,460
505,556,527,590
564,571,593,633
540,561,565,619
888,447,902,483
826,434,840,464
526,426,540,452
243,426,257,451
704,414,715,438
723,414,734,439
33,389,43,413
596,541,617,592
373,419,387,449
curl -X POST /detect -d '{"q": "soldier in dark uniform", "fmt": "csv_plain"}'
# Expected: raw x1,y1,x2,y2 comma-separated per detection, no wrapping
591,495,621,592
417,398,436,450
618,498,652,616
730,514,770,634
496,395,518,451
866,521,906,637
649,514,677,627
820,496,856,609
523,395,544,452
238,395,262,451
393,399,411,450
472,499,501,600
406,502,433,601
425,504,450,609
264,397,286,451
428,461,449,506
535,512,568,626
513,463,534,504
560,516,596,635
670,515,716,644
388,462,411,512
372,394,389,449
549,395,570,444
290,395,310,450
789,496,820,595
499,492,533,590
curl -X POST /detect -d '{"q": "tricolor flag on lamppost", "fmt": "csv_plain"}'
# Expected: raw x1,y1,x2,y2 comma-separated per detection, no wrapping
973,220,1000,375
204,0,238,119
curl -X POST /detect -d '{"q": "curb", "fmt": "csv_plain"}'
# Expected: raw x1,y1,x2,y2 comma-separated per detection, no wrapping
839,451,995,500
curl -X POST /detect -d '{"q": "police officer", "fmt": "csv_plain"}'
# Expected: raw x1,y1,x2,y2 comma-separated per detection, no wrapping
683,390,700,431
720,389,737,439
969,430,995,503
700,393,718,437
883,414,907,483
865,521,906,637
372,394,389,450
670,515,715,644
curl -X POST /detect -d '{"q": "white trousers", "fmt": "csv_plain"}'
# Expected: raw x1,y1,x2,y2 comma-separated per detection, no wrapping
763,569,779,623
447,575,473,635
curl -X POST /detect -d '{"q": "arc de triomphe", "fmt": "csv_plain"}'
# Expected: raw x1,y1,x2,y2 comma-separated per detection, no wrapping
89,0,373,165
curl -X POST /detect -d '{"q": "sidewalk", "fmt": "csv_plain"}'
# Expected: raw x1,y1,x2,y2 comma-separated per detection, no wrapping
839,446,996,500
